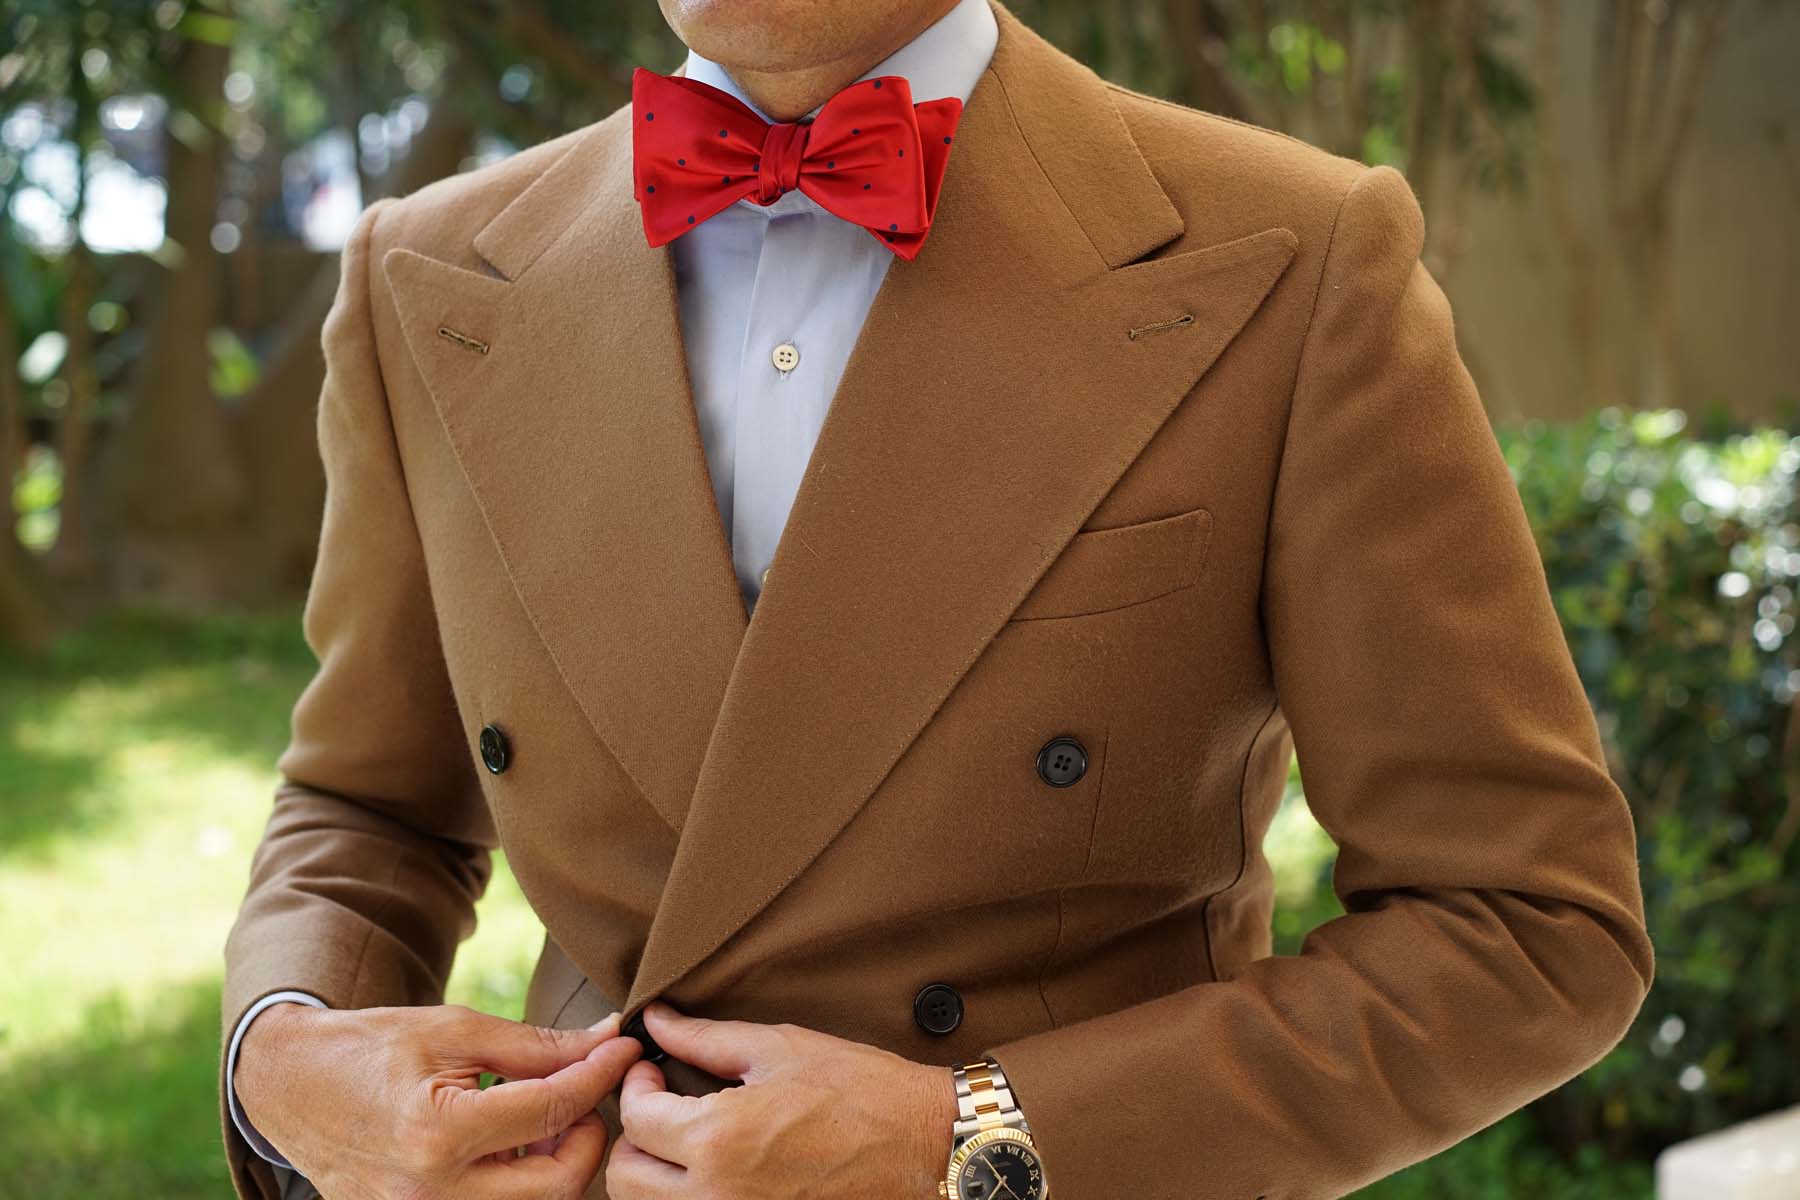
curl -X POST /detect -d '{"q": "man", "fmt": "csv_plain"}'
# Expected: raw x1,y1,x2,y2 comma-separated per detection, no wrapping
221,0,1656,1196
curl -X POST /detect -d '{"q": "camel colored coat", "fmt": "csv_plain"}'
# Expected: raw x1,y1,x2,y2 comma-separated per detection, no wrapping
220,2,1655,1196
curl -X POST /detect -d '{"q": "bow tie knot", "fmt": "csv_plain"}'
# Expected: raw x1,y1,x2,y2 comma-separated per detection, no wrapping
756,121,810,205
631,66,965,261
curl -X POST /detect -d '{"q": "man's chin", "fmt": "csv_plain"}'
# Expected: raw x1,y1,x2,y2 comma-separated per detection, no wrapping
658,0,918,74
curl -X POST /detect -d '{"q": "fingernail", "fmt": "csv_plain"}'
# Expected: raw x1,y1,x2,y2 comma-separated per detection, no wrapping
588,1011,620,1031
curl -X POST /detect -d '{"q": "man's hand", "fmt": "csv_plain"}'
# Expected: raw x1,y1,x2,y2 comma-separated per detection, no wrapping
235,1002,643,1199
608,1000,959,1199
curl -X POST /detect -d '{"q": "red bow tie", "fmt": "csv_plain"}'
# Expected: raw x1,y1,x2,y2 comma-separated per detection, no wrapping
630,66,964,261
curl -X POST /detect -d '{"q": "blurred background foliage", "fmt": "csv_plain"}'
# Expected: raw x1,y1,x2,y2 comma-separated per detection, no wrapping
1269,409,1800,1195
2,0,1796,1196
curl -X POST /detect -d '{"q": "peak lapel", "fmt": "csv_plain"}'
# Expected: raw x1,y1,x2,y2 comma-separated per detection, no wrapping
381,110,748,836
623,0,1299,1016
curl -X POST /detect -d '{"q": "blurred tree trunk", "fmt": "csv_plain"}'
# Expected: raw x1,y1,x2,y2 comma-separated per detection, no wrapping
48,238,100,570
35,50,105,606
1538,0,1731,413
1156,0,1252,120
1403,1,1453,228
82,19,245,605
1535,0,1618,412
64,4,487,614
0,247,54,654
1599,0,1728,411
225,59,479,603
0,538,52,655
1779,698,1800,860
0,266,18,494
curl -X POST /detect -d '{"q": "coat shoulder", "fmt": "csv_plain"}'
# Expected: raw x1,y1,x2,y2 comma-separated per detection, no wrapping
1101,81,1374,254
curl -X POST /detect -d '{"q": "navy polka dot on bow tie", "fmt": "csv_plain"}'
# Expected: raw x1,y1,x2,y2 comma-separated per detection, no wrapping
864,183,871,189
944,136,952,143
873,80,882,88
889,222,898,230
828,161,835,168
645,185,655,193
688,215,695,223
645,112,654,121
722,175,731,183
718,128,727,136
853,128,861,135
678,157,686,165
752,160,760,170
897,148,905,157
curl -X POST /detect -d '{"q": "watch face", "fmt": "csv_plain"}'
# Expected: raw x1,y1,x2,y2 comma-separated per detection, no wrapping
952,1129,1047,1200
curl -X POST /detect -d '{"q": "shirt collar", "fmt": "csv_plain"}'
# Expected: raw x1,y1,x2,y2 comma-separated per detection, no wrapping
677,0,998,219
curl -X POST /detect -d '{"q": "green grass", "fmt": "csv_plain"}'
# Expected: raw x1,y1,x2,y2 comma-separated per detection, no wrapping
0,604,544,1199
0,604,1649,1198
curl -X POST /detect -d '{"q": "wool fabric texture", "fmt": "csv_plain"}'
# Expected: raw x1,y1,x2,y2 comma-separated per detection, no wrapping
218,2,1654,1197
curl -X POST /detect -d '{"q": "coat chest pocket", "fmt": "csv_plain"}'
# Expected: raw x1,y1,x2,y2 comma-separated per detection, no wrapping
1006,505,1214,622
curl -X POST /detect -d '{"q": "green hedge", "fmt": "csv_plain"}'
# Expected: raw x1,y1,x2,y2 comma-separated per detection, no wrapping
1276,407,1800,1195
1506,409,1798,1161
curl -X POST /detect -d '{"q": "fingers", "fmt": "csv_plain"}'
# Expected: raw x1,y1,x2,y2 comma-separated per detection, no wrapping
449,1033,642,1162
615,1056,708,1165
607,1132,689,1198
621,1054,665,1096
463,1111,609,1199
436,1007,626,1081
519,1131,561,1157
637,1000,781,1082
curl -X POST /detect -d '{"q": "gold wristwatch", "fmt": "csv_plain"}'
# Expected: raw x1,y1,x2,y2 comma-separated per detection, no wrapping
938,1057,1049,1200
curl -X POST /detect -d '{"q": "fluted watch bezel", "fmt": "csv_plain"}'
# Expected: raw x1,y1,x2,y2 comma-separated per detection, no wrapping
938,1057,1048,1200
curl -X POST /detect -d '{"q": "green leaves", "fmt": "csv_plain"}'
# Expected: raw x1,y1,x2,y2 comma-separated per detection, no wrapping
172,9,238,48
1499,406,1799,1154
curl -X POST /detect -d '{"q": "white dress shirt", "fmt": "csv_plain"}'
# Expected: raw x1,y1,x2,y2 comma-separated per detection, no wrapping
229,0,999,1188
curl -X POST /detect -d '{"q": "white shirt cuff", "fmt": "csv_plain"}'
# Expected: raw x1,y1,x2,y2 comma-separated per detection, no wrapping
226,990,328,1170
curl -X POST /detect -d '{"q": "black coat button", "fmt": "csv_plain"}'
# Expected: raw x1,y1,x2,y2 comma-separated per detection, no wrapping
478,724,510,775
913,982,963,1035
623,1010,669,1063
1036,735,1087,787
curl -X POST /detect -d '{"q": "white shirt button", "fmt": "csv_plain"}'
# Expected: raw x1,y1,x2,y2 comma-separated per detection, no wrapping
771,342,800,372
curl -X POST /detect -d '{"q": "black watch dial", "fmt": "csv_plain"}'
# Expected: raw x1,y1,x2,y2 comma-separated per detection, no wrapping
954,1135,1046,1200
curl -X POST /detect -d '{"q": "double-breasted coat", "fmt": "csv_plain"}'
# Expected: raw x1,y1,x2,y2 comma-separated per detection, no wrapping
221,2,1655,1196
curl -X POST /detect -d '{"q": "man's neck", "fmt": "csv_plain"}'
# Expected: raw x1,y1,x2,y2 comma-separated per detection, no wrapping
718,0,961,123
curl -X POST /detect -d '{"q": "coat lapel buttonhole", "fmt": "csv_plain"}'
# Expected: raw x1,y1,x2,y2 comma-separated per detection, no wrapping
437,325,491,355
1127,312,1195,342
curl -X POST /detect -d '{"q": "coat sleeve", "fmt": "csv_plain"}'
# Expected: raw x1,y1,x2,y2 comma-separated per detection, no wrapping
217,195,498,1200
979,164,1655,1200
